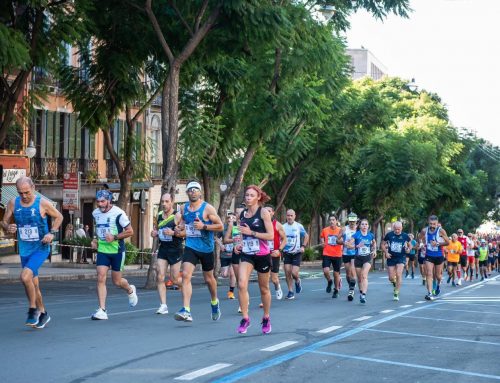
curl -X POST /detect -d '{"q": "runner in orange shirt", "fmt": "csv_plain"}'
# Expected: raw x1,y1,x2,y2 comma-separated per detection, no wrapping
320,215,343,298
445,233,463,287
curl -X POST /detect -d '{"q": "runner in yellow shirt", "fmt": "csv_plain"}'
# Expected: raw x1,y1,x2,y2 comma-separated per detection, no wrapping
444,233,462,287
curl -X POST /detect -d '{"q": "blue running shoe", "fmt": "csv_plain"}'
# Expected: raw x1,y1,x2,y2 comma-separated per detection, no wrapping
211,300,221,321
434,284,440,296
285,291,295,300
25,308,39,327
295,279,302,294
174,307,193,322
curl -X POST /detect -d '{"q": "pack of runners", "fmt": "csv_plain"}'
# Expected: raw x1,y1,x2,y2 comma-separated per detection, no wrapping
2,176,499,333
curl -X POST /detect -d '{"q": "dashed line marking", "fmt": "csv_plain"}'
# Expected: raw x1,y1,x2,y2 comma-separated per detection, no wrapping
261,341,298,352
317,325,343,334
400,305,412,308
353,316,372,322
380,309,394,314
175,363,232,380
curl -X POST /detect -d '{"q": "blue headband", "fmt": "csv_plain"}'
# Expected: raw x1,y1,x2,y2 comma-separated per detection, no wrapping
96,190,112,201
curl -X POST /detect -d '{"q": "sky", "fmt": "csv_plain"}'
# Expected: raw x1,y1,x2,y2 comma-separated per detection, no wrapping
345,0,500,146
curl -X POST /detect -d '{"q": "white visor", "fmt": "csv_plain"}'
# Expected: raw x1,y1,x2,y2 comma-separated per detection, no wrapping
186,181,202,190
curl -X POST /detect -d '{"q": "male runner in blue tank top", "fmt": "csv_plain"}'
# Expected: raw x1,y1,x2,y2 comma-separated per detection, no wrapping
174,181,223,322
419,215,450,301
1,177,63,328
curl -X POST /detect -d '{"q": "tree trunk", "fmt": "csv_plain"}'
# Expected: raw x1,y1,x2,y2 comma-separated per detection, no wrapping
144,246,158,289
217,142,259,217
274,158,307,212
202,167,211,203
161,65,181,197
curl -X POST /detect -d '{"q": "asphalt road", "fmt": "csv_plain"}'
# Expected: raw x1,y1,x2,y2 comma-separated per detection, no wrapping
0,269,499,383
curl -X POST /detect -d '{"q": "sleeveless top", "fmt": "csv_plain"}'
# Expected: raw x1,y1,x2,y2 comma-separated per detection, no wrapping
157,210,182,250
343,226,357,256
183,201,214,252
425,226,443,257
239,207,270,256
268,219,280,255
14,196,49,256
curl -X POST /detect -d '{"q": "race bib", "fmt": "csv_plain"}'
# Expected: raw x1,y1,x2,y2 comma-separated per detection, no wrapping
225,243,234,252
268,240,274,251
96,224,112,240
390,242,403,253
19,225,39,241
186,224,201,238
242,238,260,253
327,235,337,245
359,246,371,255
427,243,438,252
287,236,297,248
158,228,172,242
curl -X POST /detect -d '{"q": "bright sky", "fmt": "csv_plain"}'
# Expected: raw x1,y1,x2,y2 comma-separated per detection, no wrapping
345,0,500,146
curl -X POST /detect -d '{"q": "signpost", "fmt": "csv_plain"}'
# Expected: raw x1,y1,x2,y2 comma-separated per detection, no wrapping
63,173,80,211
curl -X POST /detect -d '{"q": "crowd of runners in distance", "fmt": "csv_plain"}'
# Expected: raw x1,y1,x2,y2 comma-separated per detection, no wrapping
2,176,499,334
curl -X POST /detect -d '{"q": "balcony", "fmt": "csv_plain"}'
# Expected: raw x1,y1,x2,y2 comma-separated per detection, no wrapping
32,157,98,183
106,159,125,181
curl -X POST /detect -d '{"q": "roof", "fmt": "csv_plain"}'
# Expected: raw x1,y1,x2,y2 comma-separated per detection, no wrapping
1,185,57,209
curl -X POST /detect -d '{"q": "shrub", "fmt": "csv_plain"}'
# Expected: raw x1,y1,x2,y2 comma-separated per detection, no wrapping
125,242,139,265
303,247,320,261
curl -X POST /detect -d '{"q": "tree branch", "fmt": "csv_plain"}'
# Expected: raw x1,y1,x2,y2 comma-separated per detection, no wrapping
169,1,193,37
145,0,175,63
194,0,209,33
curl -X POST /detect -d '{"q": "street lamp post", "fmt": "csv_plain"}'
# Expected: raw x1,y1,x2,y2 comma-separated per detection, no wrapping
25,139,36,177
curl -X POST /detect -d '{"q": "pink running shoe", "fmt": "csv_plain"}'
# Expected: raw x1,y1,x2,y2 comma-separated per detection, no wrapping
261,316,272,334
238,317,251,334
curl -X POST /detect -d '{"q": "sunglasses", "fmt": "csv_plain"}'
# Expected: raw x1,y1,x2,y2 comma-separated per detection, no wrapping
187,188,200,193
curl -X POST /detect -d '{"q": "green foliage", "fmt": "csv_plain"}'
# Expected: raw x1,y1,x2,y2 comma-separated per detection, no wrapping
302,247,320,262
125,242,139,265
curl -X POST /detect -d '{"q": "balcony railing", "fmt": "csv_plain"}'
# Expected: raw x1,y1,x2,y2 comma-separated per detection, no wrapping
105,159,125,181
32,157,98,182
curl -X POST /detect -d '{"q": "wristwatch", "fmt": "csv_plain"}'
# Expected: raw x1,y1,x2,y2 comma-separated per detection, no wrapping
203,224,208,230
251,231,257,237
113,234,118,241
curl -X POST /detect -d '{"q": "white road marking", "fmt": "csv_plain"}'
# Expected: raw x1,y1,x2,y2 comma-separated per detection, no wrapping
403,315,500,327
175,363,232,380
353,316,372,321
399,305,412,308
415,301,426,304
261,341,298,352
73,307,156,320
427,307,500,316
380,309,394,314
317,325,343,334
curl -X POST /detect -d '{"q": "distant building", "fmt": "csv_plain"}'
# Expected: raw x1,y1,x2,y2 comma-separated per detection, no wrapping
346,48,387,80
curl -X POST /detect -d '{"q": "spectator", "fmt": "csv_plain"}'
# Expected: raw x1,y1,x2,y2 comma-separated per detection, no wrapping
75,224,88,263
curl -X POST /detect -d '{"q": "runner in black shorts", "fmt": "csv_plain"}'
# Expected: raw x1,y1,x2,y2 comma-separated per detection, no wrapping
151,192,184,315
217,213,237,300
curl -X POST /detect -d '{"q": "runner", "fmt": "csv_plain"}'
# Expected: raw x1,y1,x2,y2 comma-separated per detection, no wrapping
151,193,183,314
234,185,274,334
382,221,411,301
405,234,417,279
456,229,468,285
465,233,476,281
1,177,63,328
266,205,287,300
419,215,450,301
444,233,462,287
347,218,376,304
174,181,223,322
224,204,245,313
342,213,358,301
217,213,237,300
473,234,480,280
478,239,489,280
90,189,138,320
282,209,309,300
319,215,343,298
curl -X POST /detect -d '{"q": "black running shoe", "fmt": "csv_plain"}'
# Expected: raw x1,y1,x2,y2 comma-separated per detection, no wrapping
326,280,333,294
35,312,51,329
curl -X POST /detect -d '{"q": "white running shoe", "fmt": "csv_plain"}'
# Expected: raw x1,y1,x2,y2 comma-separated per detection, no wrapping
276,286,283,300
156,304,169,315
91,308,108,320
457,278,462,286
128,285,138,307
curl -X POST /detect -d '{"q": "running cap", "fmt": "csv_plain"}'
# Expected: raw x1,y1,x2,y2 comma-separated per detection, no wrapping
186,181,202,190
480,239,486,243
96,189,112,201
347,213,358,222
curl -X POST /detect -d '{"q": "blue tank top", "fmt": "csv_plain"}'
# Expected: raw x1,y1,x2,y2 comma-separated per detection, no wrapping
13,196,49,256
353,231,375,256
183,201,214,252
425,226,442,257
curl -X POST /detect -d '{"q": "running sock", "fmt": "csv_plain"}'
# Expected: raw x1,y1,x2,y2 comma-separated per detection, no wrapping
349,280,356,289
211,299,218,305
432,280,437,291
229,287,235,292
185,307,191,312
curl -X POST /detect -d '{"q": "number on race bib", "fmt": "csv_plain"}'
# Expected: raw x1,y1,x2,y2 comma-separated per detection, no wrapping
427,243,438,252
158,229,172,242
359,246,370,255
327,235,337,245
96,225,112,240
242,238,260,253
390,242,403,253
225,243,234,252
268,240,274,251
19,226,39,241
185,224,201,238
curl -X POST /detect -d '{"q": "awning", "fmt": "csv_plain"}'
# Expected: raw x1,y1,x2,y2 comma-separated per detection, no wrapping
0,185,58,209
104,181,154,191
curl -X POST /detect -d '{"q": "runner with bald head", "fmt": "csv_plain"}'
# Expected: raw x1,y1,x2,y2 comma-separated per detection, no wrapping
1,176,63,328
151,192,184,315
282,209,309,300
382,221,411,301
